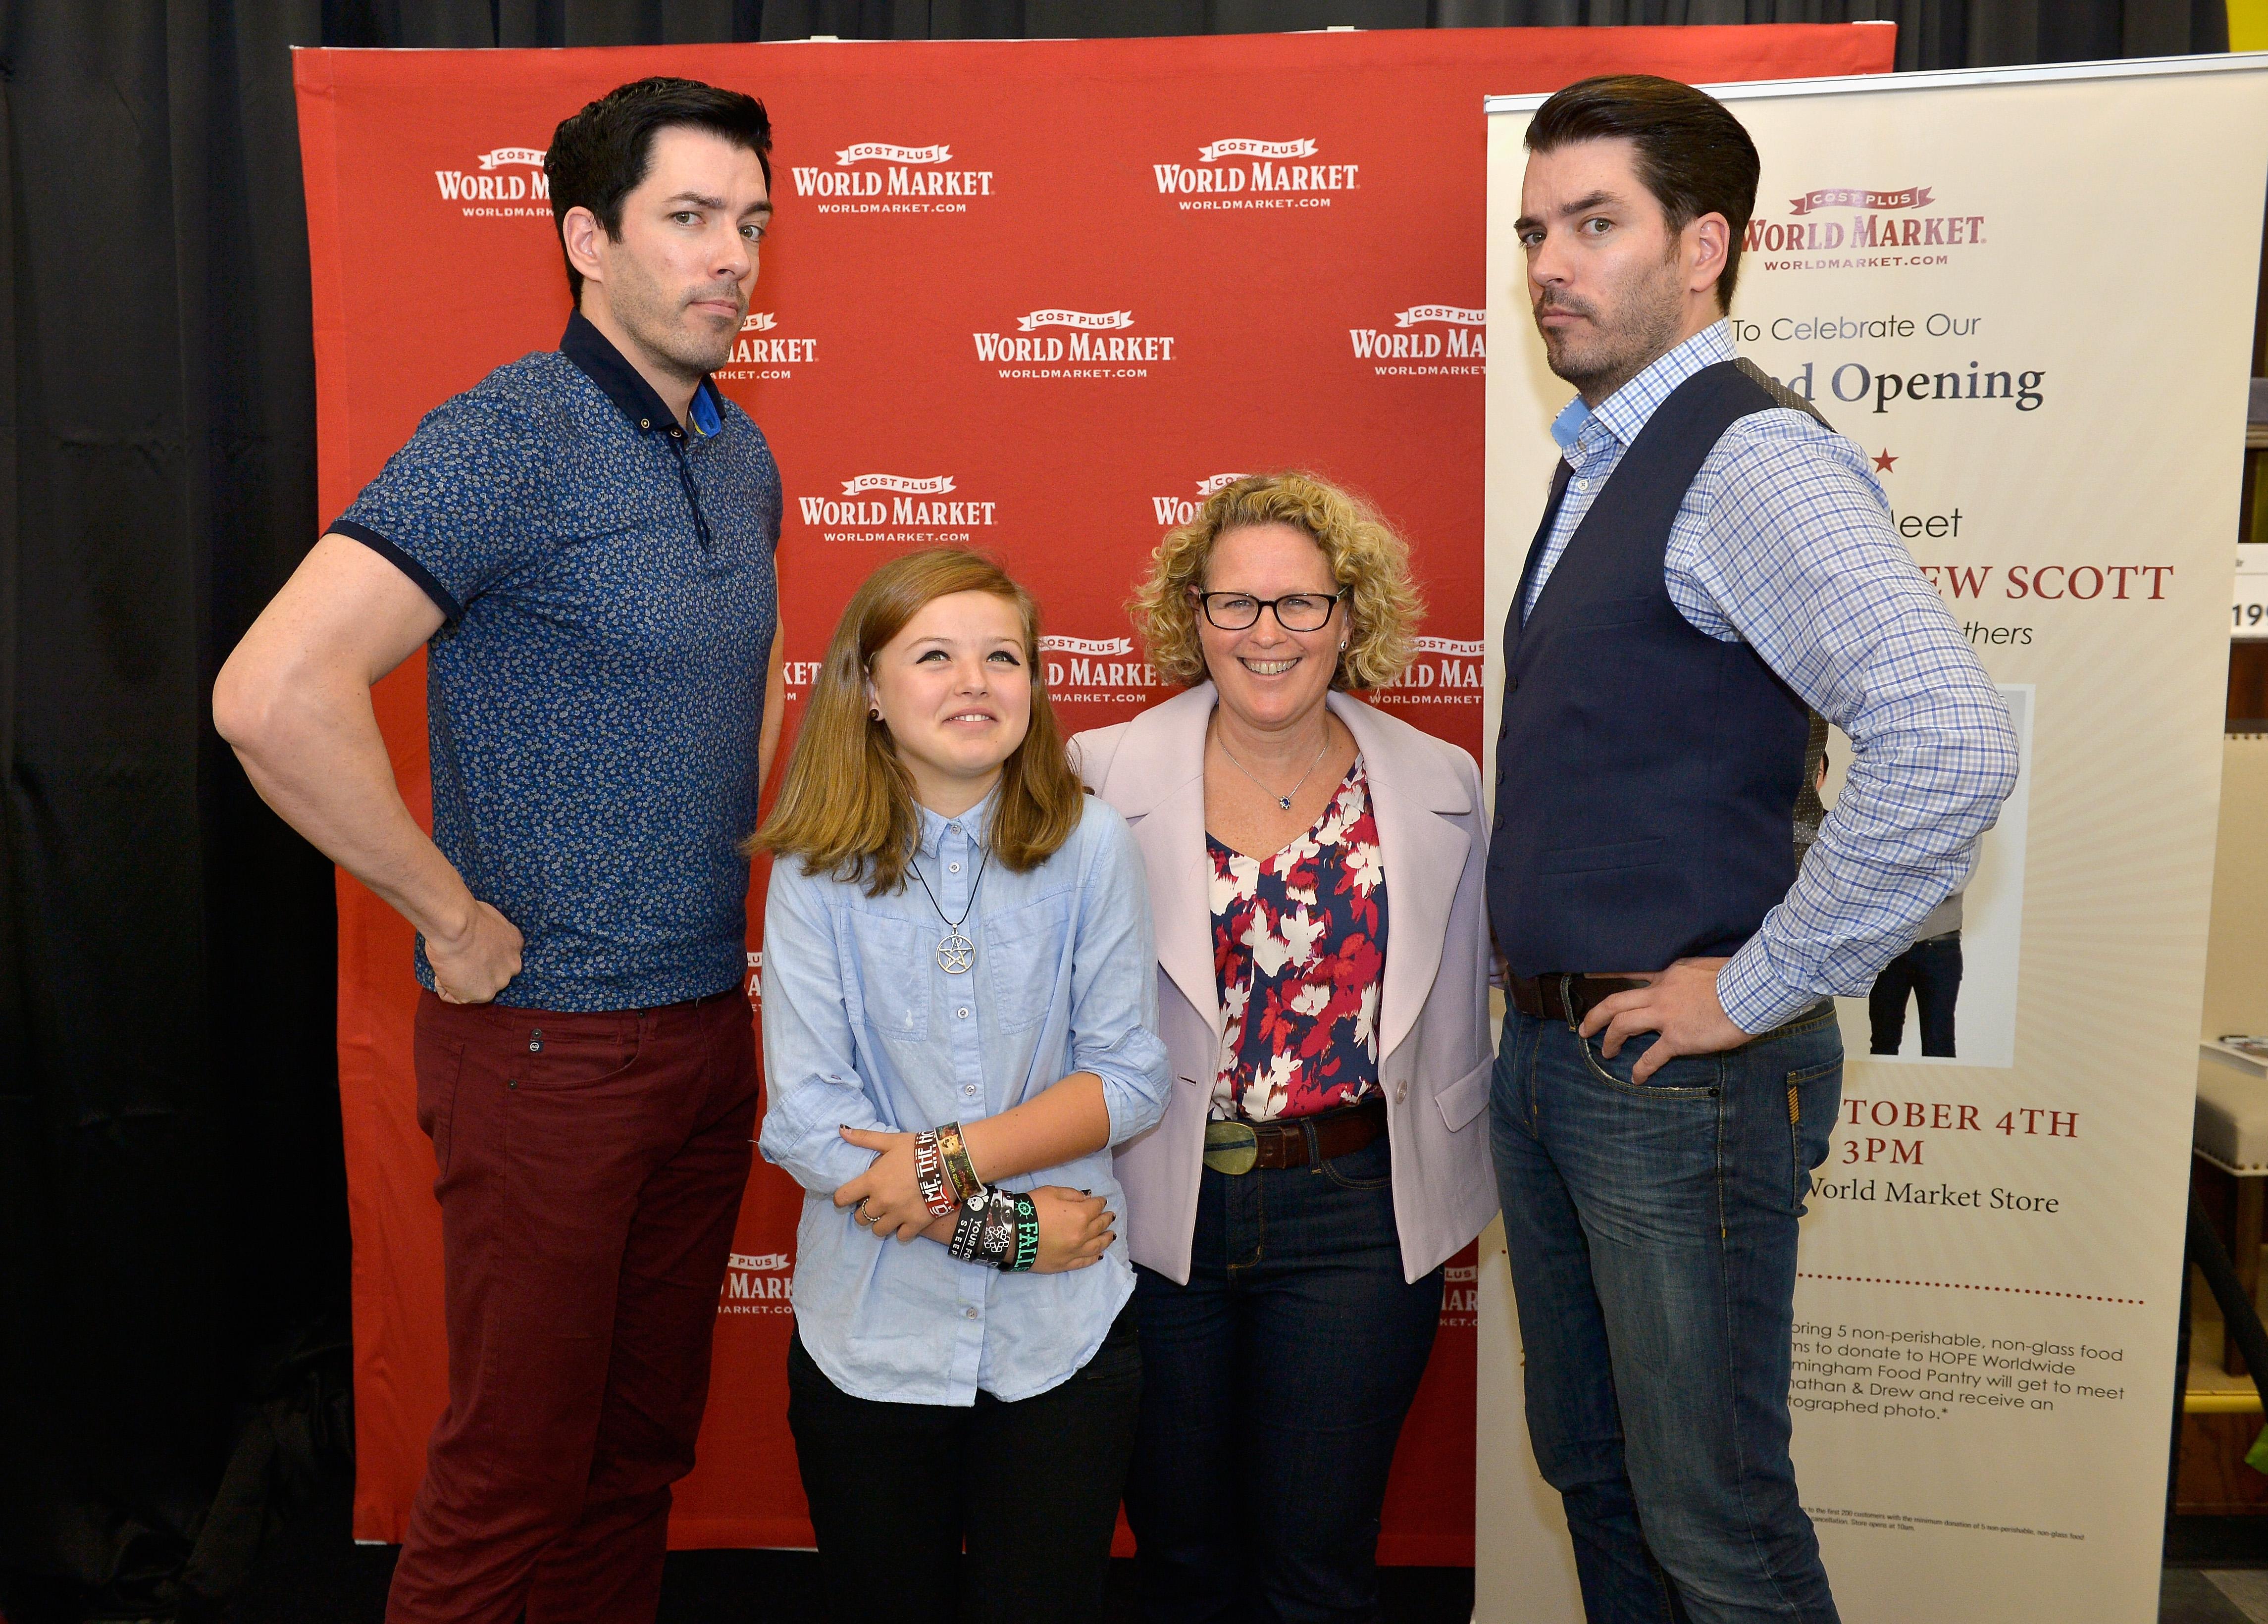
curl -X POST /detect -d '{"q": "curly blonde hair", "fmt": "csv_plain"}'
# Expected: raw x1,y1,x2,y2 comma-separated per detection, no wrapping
1129,472,1424,691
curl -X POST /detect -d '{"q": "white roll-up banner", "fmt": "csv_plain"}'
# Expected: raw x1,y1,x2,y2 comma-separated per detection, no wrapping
1476,54,2268,1624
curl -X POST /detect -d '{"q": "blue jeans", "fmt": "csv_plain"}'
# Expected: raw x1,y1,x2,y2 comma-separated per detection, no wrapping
1489,1002,1843,1624
1125,1128,1443,1623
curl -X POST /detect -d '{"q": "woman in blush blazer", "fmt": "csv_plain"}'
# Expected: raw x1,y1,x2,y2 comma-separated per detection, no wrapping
1072,473,1496,1624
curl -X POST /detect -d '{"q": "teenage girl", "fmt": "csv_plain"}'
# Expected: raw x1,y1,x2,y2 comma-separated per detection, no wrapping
752,548,1169,1621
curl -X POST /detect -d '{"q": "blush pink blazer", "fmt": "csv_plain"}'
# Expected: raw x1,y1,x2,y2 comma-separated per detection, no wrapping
1073,683,1497,1284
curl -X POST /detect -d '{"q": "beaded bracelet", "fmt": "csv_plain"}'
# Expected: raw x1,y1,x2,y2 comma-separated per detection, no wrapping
912,1130,957,1220
935,1120,983,1202
1009,1190,1040,1273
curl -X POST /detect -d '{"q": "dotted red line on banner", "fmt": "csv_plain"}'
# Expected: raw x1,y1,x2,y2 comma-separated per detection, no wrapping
1797,1272,2144,1306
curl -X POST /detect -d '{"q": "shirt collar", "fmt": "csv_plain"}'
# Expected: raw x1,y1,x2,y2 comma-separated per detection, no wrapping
916,784,1000,856
560,310,725,438
1552,319,1736,455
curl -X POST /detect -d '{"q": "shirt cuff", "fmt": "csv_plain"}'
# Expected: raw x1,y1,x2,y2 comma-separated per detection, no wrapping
1715,940,1821,1036
331,518,464,623
1082,1032,1171,1149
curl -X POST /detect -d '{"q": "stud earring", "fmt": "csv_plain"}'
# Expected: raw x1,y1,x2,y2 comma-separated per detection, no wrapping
869,707,882,721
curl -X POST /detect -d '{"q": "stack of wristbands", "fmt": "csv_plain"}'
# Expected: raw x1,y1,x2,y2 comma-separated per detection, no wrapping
916,1122,1039,1272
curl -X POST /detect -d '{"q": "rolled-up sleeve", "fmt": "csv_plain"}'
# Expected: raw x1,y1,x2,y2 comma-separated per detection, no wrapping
757,862,893,1193
1068,809,1171,1147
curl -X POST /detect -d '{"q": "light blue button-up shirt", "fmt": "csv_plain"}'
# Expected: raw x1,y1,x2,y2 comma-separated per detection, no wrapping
759,791,1169,1405
1521,320,2018,1033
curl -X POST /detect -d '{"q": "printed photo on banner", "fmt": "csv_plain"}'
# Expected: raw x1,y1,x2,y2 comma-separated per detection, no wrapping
1824,685,2033,1068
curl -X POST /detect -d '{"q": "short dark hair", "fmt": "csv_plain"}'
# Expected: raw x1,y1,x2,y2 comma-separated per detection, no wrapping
544,77,773,304
1525,75,1759,310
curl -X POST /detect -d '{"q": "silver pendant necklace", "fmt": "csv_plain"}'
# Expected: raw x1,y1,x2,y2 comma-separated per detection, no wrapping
909,842,990,974
1214,721,1331,812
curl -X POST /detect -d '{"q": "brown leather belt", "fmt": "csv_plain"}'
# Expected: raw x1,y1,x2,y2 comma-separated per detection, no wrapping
1204,1095,1387,1174
1506,972,1645,1025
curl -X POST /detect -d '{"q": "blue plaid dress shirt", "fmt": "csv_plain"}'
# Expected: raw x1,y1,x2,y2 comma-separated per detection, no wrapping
1523,320,2019,1034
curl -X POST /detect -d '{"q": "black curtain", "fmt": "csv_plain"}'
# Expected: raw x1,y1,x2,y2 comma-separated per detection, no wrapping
0,0,2227,1616
318,0,2228,64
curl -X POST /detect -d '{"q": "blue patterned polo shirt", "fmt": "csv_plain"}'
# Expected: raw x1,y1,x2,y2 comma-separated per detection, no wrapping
333,312,781,1012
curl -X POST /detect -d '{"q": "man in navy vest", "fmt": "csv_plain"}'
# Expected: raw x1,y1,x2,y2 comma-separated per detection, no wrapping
1485,77,2016,1623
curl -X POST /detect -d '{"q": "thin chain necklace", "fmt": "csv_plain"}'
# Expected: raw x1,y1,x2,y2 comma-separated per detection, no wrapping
1213,717,1331,812
909,841,991,974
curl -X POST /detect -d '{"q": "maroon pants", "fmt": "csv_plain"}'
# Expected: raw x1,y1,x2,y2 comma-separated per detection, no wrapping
385,988,759,1624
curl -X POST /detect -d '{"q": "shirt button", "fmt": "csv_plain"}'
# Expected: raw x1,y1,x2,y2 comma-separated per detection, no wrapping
963,1085,979,1097
957,1007,970,1020
1572,478,1588,491
949,862,961,873
963,1306,979,1320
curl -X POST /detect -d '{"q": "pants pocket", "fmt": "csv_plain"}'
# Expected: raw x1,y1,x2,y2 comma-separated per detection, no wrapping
414,1030,469,1180
1786,1057,1843,1213
516,1023,643,1091
1318,1127,1395,1191
1575,1028,1721,1099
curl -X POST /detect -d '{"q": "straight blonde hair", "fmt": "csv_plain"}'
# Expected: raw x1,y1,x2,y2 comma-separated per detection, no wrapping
748,549,1084,896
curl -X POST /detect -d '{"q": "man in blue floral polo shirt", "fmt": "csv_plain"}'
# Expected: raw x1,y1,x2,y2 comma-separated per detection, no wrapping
216,78,784,1623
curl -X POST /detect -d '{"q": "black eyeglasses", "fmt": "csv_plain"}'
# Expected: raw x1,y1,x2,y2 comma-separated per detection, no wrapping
1192,587,1348,632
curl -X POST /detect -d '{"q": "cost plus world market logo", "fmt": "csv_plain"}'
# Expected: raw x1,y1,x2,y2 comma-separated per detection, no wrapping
1042,636,1168,704
714,311,817,383
974,309,1178,380
1441,1263,1478,1327
1745,184,1986,273
1152,137,1361,212
1150,472,1252,526
789,142,995,215
1377,637,1484,706
1349,305,1486,375
720,1251,792,1315
796,473,999,543
433,146,550,217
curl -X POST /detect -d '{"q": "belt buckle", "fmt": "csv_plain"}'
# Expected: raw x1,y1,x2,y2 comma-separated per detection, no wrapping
1203,1119,1260,1175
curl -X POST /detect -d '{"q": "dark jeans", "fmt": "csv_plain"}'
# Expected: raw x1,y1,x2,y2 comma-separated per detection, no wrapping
1867,933,1962,1058
1490,1003,1843,1624
1125,1128,1443,1624
387,989,759,1624
786,1308,1141,1624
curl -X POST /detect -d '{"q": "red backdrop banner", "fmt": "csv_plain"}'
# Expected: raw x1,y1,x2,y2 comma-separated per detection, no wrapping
295,22,1893,1561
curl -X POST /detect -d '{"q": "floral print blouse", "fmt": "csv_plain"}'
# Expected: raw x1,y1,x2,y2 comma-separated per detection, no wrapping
1207,759,1389,1122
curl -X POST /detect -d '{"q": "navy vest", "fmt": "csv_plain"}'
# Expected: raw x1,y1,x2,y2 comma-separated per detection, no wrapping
1486,359,1827,976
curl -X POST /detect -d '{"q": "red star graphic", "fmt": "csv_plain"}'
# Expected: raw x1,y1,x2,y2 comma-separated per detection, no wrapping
1871,449,1898,473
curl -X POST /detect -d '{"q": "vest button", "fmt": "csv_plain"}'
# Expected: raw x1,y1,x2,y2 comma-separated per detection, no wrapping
1506,677,1518,693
